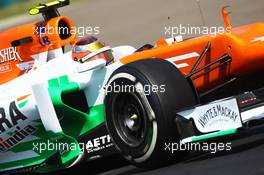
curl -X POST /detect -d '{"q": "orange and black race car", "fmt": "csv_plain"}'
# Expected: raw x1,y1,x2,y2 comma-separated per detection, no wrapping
0,0,263,174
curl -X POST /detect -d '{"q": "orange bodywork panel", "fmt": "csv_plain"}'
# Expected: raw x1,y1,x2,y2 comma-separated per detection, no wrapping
120,22,264,93
0,9,263,95
0,16,76,84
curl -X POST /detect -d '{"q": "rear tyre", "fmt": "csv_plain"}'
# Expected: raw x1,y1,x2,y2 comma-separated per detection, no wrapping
105,59,197,167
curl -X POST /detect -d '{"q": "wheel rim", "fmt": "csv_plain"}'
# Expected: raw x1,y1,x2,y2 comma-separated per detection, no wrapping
112,92,148,148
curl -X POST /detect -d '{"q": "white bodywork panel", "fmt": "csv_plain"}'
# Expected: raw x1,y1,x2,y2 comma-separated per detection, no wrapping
0,45,135,167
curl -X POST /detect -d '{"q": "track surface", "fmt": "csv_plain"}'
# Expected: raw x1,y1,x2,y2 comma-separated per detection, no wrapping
51,129,264,175
1,0,264,175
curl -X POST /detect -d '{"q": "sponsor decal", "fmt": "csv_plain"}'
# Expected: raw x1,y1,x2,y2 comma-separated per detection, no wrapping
0,63,12,73
0,99,38,152
85,135,113,153
17,94,31,108
0,101,27,134
198,104,238,127
0,125,37,152
0,47,23,64
34,23,51,46
16,61,35,72
178,98,242,133
39,36,51,47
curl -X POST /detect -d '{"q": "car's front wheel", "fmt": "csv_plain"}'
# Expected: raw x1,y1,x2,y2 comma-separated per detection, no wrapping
105,59,197,167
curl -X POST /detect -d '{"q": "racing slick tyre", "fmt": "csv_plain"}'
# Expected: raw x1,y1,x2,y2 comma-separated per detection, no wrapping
105,59,197,168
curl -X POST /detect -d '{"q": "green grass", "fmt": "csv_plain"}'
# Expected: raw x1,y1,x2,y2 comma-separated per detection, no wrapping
0,0,82,20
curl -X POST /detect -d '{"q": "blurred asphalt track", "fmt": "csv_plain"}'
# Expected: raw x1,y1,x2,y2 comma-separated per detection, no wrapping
0,0,263,174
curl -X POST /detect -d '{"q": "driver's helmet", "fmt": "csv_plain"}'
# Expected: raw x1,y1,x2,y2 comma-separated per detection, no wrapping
72,36,114,64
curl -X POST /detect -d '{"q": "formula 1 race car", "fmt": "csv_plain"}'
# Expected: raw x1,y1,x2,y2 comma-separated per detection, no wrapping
0,0,264,174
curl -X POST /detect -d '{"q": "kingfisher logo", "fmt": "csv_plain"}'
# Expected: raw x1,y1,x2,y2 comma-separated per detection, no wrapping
0,47,23,64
